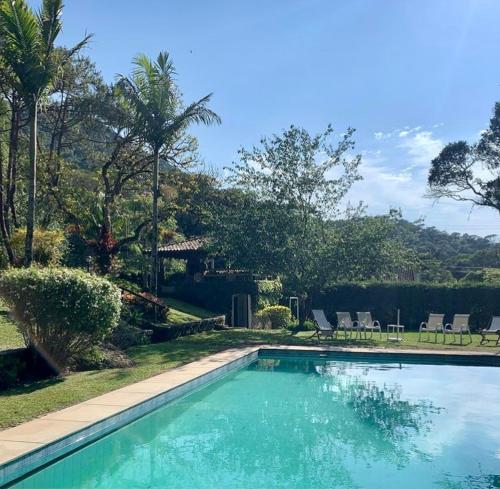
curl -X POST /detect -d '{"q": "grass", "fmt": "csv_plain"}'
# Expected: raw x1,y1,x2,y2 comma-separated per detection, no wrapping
0,327,498,429
0,303,24,351
163,297,216,322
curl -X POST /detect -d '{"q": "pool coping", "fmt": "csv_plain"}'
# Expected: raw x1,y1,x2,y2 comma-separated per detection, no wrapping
1,344,499,485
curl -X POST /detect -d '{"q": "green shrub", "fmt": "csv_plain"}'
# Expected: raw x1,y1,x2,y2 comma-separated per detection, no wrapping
0,268,121,369
255,305,292,329
10,228,67,266
314,282,500,331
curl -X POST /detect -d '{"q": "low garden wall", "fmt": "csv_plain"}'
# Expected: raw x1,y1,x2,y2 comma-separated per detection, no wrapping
0,347,56,389
149,315,226,342
313,282,500,331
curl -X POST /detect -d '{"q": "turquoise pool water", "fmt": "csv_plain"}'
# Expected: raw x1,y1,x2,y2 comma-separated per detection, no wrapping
8,355,500,489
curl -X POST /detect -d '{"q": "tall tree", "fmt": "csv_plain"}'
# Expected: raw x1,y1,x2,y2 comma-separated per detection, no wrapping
117,52,220,295
214,124,362,322
0,0,90,266
428,102,500,216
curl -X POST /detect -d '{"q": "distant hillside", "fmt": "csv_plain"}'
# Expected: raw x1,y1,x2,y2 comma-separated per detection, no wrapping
393,219,499,280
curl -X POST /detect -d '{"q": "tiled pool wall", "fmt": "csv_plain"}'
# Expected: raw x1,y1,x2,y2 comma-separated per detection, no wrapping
0,350,259,487
259,347,500,366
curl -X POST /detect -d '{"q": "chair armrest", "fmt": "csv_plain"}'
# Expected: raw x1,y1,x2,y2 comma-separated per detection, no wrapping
373,320,380,327
444,323,452,330
352,320,360,327
419,322,427,330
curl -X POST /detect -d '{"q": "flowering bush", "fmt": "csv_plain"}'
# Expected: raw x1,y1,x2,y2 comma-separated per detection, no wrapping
0,268,121,370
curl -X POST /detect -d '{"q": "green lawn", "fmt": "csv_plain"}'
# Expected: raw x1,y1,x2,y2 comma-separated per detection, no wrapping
0,303,24,351
0,327,498,429
163,297,216,322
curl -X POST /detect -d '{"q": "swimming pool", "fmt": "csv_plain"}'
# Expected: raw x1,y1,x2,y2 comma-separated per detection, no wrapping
5,352,500,489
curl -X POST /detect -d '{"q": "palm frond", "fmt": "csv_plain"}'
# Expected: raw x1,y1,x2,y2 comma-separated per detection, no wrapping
60,33,93,64
180,94,222,126
0,0,43,96
37,0,62,56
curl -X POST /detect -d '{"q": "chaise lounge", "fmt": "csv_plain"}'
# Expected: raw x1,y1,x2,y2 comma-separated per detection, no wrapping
479,316,500,346
311,309,335,342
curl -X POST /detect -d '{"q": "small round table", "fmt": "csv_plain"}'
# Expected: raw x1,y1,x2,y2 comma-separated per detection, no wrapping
387,324,405,342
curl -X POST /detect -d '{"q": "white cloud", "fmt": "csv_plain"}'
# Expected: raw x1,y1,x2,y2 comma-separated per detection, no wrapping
398,130,444,166
344,127,498,236
374,131,392,140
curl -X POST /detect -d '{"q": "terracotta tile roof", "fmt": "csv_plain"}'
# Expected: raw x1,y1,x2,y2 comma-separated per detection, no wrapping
158,237,209,253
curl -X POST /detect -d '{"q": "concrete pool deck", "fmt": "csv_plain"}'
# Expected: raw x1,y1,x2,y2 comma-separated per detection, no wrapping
1,344,499,484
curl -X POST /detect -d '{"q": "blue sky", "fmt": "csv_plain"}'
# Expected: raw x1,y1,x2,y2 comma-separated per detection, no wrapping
48,0,500,236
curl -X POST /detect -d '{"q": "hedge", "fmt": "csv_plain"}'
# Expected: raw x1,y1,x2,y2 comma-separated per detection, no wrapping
149,316,226,342
171,278,283,316
0,348,55,389
313,282,500,331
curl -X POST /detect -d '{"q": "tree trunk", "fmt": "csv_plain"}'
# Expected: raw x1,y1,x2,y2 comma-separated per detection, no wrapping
95,196,115,274
7,104,20,231
151,148,160,296
0,133,15,265
24,101,38,268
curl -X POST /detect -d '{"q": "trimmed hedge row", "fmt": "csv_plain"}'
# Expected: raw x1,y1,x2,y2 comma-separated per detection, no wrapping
313,282,500,331
149,316,226,342
171,278,282,315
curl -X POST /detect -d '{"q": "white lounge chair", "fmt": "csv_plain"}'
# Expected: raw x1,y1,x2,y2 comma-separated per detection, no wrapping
480,316,500,346
311,309,335,342
418,313,444,343
443,314,472,345
336,312,362,339
357,312,382,339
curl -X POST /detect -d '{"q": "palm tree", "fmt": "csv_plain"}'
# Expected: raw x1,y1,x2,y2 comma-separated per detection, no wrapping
117,52,221,296
0,0,90,266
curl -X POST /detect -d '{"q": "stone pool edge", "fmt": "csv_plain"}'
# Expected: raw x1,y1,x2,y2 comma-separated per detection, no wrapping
1,344,499,486
0,346,260,486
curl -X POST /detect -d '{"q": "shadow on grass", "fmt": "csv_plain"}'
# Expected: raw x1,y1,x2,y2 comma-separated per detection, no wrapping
1,375,64,397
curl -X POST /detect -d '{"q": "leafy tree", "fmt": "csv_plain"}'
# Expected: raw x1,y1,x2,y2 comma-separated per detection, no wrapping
0,0,90,266
116,52,220,295
213,124,361,322
323,210,418,284
428,102,500,216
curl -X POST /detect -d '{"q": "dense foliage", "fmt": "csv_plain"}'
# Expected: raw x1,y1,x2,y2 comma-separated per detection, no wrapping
428,102,500,214
0,268,121,369
0,0,497,327
314,282,500,331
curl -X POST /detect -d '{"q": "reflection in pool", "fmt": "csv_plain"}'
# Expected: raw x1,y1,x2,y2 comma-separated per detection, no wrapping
10,356,500,489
